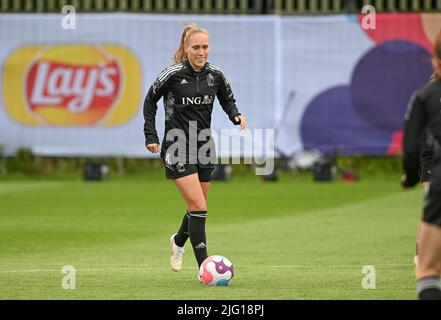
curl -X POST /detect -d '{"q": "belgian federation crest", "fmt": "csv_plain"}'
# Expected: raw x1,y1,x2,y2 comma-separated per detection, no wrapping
207,73,214,87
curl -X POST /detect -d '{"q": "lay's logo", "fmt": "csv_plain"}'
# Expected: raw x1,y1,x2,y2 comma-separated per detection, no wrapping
3,45,141,126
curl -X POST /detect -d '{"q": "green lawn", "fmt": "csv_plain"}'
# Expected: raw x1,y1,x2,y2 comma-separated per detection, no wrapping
0,173,423,299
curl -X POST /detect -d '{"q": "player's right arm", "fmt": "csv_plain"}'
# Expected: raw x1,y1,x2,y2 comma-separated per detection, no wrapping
143,65,180,153
143,83,164,151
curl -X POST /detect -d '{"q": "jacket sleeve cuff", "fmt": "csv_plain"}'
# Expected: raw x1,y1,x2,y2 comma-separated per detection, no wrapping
230,113,241,125
145,136,160,146
403,170,420,188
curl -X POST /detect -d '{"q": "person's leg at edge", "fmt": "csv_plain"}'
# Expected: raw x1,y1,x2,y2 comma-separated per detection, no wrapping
415,182,430,273
417,221,441,300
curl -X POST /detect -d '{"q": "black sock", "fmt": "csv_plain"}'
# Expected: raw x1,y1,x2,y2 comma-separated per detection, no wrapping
417,276,441,300
174,212,190,247
188,211,208,268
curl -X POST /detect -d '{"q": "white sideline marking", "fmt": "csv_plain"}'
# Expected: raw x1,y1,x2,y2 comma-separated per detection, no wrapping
0,264,412,274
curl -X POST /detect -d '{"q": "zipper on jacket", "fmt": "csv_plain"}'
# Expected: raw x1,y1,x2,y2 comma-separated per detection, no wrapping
196,75,200,93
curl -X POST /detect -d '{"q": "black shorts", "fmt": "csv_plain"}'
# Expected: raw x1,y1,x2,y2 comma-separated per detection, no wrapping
423,188,441,226
423,158,441,226
160,146,215,182
161,153,214,182
164,163,213,182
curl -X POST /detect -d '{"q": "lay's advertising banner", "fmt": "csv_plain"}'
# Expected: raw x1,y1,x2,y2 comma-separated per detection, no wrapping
1,14,440,158
4,45,140,127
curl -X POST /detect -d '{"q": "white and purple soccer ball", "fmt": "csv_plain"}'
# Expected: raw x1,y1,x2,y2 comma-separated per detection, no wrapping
199,255,234,286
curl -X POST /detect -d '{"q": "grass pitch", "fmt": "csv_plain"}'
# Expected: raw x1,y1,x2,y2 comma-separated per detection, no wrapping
0,173,422,299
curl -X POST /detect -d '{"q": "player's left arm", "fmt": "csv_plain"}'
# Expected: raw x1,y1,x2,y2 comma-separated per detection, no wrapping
402,93,426,188
216,72,247,129
420,130,434,184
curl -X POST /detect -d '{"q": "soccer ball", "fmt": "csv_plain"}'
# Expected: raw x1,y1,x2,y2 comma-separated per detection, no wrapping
198,255,234,286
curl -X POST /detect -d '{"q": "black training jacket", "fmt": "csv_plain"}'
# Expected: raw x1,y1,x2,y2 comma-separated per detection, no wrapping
403,80,441,187
143,60,241,159
421,129,434,182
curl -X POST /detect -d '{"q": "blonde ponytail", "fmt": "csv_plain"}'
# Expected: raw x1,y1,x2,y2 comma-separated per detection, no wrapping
173,23,208,64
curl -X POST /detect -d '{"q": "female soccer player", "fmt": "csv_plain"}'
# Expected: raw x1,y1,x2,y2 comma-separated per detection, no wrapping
143,23,247,276
402,30,441,300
